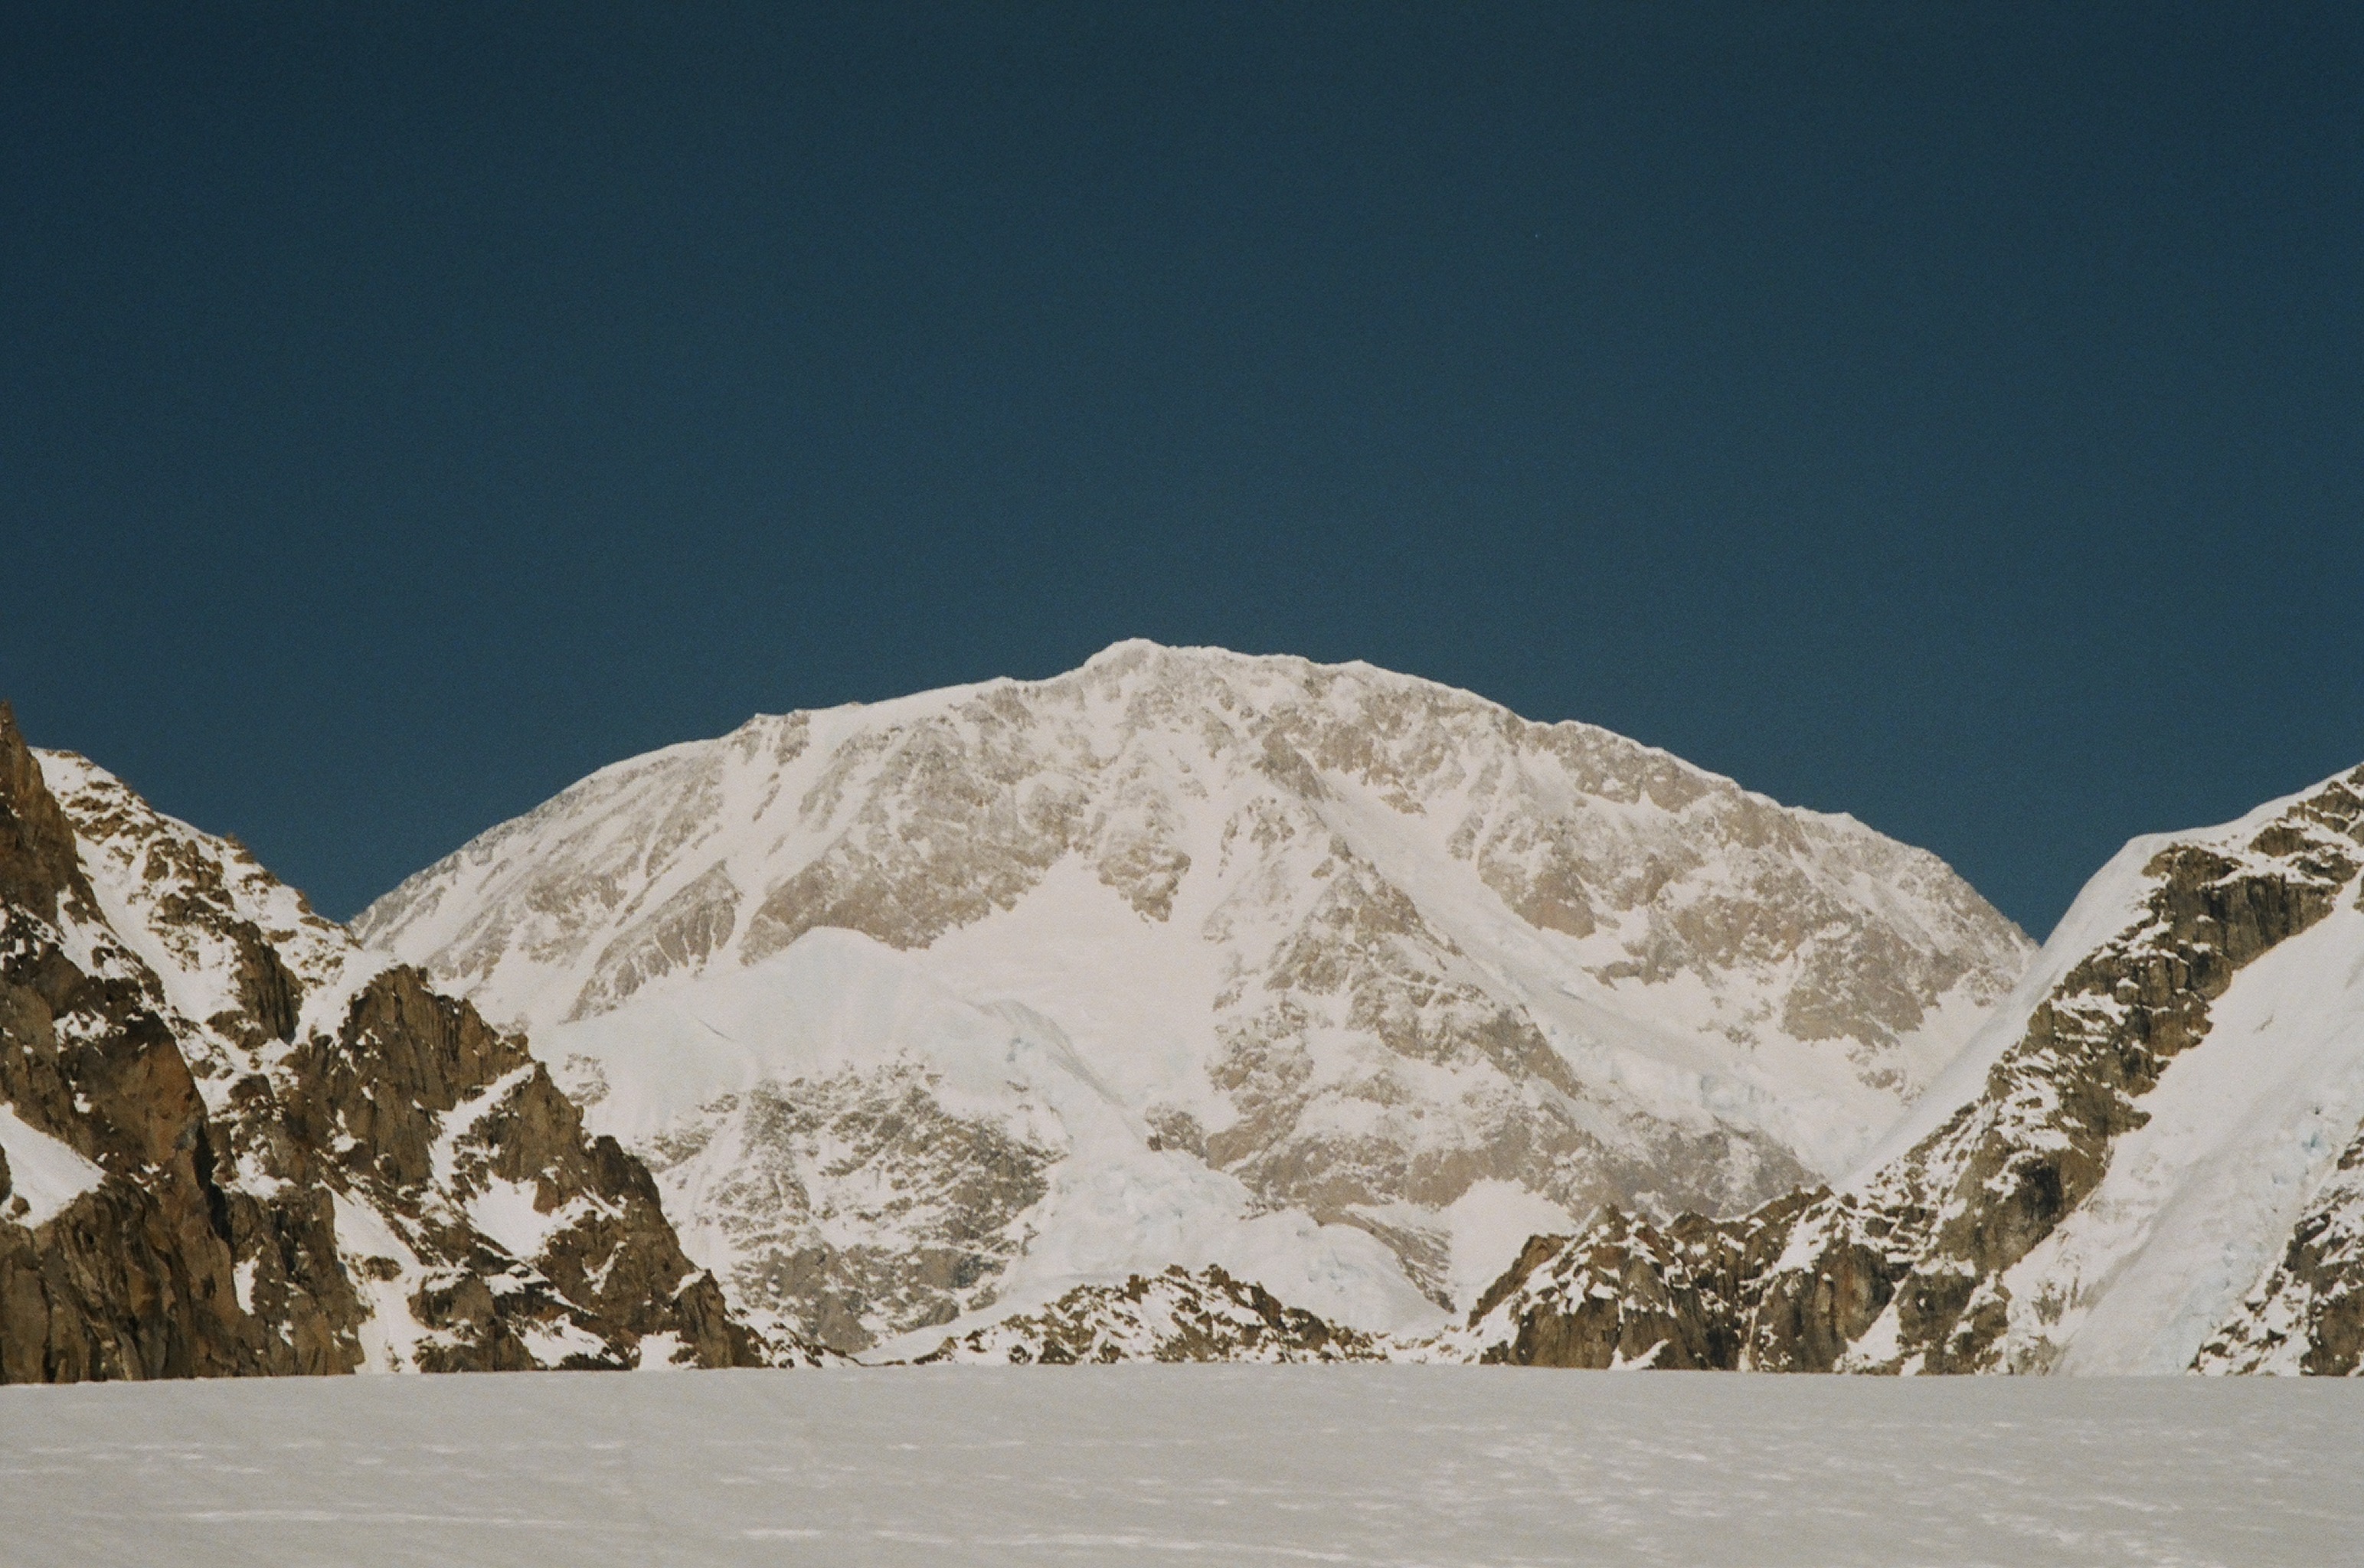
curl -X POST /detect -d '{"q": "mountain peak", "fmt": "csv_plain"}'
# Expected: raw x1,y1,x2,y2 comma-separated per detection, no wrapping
356,652,2031,1354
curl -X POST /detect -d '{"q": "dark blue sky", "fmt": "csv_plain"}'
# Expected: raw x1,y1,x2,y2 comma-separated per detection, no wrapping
5,3,2359,933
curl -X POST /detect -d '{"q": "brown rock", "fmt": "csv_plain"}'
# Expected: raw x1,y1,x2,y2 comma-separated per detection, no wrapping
0,705,780,1383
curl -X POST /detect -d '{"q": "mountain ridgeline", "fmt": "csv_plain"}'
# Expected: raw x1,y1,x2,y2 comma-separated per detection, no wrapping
8,643,2362,1378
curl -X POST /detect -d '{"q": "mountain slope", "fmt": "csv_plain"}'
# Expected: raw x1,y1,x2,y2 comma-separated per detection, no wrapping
1457,763,2364,1374
359,642,2032,1354
0,703,782,1380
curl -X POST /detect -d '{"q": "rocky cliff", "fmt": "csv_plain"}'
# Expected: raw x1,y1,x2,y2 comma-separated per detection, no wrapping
0,704,787,1381
1453,764,2364,1375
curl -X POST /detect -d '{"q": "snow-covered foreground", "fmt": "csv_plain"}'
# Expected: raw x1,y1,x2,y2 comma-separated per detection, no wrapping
4,1370,2357,1566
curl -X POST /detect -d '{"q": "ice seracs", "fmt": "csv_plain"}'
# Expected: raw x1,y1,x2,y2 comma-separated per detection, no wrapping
358,642,2033,1354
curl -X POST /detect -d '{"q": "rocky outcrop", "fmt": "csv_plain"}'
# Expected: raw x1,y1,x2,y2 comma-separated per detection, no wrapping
1459,766,2364,1374
0,704,791,1381
253,962,769,1373
1452,1193,1823,1370
0,703,262,1381
914,1265,1388,1364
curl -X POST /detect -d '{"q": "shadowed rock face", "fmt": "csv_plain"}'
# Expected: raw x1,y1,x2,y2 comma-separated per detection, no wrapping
1456,767,2364,1375
0,703,780,1382
1463,1194,1825,1371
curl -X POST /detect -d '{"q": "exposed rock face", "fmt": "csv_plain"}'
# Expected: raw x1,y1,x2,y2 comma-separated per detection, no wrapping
1457,766,2364,1376
0,704,785,1381
914,1265,1388,1364
1446,1194,1822,1370
357,642,2032,1353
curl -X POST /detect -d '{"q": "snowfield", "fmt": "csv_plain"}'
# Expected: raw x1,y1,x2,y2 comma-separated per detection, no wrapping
4,1369,2356,1566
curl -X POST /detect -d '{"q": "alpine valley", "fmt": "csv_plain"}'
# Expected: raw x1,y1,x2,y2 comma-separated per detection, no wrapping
9,642,2363,1380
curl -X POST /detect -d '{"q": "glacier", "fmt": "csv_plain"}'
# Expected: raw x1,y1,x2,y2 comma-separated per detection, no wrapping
2,1367,2357,1566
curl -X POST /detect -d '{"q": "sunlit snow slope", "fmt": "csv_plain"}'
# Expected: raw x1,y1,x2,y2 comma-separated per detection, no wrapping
358,642,2032,1353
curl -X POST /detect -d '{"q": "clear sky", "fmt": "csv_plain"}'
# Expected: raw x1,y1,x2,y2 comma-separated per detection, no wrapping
5,3,2359,934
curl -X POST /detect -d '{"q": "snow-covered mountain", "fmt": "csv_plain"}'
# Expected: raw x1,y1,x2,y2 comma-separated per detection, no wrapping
358,642,2032,1354
0,703,781,1380
1457,763,2364,1375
